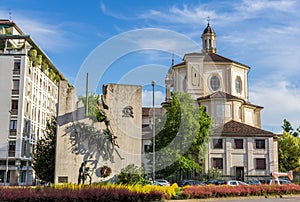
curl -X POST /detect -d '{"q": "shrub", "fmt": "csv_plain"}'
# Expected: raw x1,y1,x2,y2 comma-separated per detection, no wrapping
182,184,300,199
117,164,150,185
0,185,164,202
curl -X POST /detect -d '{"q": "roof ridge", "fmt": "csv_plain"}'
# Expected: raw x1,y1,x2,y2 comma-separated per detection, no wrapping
213,120,275,135
197,91,243,101
205,53,250,69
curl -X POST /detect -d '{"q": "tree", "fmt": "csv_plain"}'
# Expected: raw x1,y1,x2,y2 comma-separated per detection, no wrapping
78,94,106,122
150,92,212,180
278,131,300,171
32,116,57,183
282,119,300,137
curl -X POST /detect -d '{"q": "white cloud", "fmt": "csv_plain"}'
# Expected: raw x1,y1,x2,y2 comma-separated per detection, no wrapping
138,4,216,26
237,0,296,13
0,8,73,53
142,90,165,107
250,79,300,133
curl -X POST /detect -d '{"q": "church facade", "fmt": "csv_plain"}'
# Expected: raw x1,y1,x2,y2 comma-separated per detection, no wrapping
165,23,279,181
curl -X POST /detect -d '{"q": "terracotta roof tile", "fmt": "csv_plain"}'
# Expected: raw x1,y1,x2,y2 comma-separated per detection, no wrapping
204,53,250,68
197,91,242,101
213,120,276,137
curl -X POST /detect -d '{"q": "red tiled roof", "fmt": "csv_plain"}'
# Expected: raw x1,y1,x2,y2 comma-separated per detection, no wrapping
213,120,276,137
197,91,243,101
204,53,250,69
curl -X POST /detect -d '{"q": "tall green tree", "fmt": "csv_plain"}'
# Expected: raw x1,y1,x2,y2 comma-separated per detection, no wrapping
151,92,212,180
282,119,300,137
32,116,57,183
278,131,300,171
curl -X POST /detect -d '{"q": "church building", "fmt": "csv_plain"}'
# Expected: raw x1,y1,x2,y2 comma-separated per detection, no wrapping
165,22,279,181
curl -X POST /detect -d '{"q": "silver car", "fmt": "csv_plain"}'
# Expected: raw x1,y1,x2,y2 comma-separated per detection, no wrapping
154,179,170,186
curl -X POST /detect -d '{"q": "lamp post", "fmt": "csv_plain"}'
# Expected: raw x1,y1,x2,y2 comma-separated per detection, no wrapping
152,80,156,182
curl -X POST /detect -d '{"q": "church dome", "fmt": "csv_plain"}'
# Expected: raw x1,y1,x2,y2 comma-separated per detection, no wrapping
202,23,215,35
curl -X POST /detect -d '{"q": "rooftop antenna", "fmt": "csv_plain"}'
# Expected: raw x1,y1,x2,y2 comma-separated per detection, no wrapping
171,52,174,66
8,9,12,21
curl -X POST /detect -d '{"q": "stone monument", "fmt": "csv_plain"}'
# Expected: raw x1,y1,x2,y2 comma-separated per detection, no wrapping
54,81,142,184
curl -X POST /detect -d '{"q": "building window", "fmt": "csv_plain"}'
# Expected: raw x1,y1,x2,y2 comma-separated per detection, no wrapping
11,100,18,109
8,141,16,157
144,145,151,153
210,75,220,91
212,139,223,149
12,80,20,95
12,80,20,89
11,100,18,115
10,120,17,131
212,158,223,169
13,60,21,74
235,76,242,93
234,139,243,149
255,158,266,170
255,139,265,149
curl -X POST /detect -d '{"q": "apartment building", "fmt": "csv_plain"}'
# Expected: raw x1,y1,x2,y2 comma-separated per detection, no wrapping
0,19,66,185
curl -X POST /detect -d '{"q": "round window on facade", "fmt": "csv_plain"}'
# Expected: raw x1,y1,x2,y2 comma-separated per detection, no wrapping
210,75,220,91
235,76,242,93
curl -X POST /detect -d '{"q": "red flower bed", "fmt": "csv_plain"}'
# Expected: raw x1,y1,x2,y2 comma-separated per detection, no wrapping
182,184,300,199
0,186,163,202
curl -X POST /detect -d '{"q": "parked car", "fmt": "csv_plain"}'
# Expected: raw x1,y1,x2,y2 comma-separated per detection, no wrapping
246,179,261,185
267,178,293,185
205,179,219,185
178,180,204,187
154,179,170,186
221,180,249,186
205,179,226,185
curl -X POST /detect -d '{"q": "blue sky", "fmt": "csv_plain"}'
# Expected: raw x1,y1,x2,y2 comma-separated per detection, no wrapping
0,0,299,133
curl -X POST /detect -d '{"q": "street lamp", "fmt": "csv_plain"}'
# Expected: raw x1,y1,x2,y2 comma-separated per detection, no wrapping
152,80,156,182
